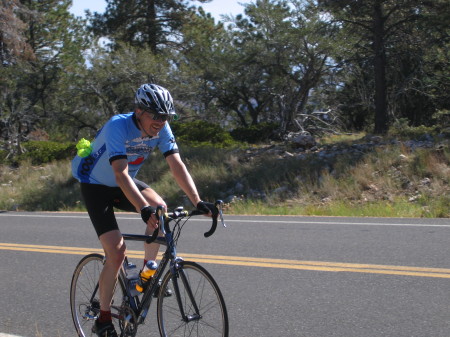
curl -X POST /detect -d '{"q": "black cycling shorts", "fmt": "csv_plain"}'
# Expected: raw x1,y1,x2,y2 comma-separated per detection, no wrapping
80,179,150,237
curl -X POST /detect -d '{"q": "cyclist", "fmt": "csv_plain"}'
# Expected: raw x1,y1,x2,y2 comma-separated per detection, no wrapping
71,83,217,337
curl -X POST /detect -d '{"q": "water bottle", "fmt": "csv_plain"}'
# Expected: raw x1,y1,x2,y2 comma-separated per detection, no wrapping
136,260,158,293
125,262,140,297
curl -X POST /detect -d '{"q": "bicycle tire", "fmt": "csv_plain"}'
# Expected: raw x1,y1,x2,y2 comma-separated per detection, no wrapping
157,261,229,337
70,253,126,337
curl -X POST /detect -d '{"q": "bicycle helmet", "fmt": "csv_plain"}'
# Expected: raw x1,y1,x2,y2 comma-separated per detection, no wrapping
135,83,176,116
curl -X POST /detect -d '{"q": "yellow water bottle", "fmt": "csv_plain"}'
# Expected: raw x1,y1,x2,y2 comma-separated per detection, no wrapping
136,260,158,293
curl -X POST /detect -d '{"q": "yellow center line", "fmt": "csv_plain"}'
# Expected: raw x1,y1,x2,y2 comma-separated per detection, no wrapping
1,242,450,278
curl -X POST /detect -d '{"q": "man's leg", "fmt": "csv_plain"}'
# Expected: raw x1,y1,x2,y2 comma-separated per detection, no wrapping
98,230,126,312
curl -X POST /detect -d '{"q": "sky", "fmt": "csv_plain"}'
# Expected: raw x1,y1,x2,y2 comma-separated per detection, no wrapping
69,0,250,21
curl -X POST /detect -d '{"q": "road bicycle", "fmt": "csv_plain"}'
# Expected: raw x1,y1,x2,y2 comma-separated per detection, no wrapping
70,201,228,337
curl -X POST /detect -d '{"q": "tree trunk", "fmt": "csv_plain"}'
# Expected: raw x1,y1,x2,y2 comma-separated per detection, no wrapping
372,1,388,134
147,0,158,53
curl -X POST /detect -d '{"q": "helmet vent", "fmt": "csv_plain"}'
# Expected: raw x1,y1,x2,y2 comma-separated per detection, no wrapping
135,83,176,115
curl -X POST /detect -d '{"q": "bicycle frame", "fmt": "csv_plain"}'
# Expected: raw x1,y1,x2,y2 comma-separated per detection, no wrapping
117,235,169,324
119,201,226,326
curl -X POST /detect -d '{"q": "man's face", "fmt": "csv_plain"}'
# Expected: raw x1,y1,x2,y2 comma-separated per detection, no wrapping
137,109,168,137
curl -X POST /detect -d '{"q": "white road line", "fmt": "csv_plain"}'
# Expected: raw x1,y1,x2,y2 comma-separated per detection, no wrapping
0,212,449,228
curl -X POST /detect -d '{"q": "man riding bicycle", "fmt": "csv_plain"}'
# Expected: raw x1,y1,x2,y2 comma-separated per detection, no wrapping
71,83,217,337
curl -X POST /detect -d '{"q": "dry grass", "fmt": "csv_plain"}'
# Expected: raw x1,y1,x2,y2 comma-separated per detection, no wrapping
0,159,80,211
0,138,448,218
227,140,449,218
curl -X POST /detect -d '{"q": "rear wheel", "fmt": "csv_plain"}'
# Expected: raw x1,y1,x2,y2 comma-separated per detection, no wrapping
157,261,229,337
70,253,127,337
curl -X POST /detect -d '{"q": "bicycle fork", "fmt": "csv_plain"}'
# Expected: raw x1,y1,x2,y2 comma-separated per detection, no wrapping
171,259,202,322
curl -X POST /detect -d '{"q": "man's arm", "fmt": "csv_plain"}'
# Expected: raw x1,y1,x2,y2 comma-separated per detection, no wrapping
111,158,156,226
165,153,202,207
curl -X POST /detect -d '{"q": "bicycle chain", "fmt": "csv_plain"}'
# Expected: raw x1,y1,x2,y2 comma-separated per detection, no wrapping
113,302,138,337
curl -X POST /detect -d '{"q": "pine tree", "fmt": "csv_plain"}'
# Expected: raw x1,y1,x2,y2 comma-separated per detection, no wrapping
89,0,211,53
319,0,448,133
0,0,34,65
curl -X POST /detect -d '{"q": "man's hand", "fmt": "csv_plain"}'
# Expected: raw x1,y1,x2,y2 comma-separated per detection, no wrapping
141,205,158,229
196,201,218,217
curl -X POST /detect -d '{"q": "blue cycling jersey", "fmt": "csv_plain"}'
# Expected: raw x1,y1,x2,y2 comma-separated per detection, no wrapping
72,112,178,187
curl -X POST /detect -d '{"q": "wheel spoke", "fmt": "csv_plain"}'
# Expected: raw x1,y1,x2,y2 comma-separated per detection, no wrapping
157,262,228,337
70,254,127,337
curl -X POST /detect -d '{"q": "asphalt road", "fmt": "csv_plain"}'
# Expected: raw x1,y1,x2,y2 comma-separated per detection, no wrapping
1,212,450,337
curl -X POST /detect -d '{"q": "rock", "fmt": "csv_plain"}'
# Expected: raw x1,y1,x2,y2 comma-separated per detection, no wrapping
409,195,419,202
224,195,239,203
370,136,383,143
420,178,431,186
234,182,245,192
272,186,289,195
286,132,317,149
419,134,433,142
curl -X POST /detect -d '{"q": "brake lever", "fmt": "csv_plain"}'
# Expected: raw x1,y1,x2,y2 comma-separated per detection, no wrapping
156,205,166,235
203,200,227,238
216,200,227,228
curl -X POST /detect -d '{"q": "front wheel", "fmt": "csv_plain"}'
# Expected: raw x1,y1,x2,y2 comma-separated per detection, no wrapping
157,261,229,337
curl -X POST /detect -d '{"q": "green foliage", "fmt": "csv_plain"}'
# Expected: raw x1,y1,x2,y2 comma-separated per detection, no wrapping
432,110,450,127
171,121,237,147
18,141,76,165
230,122,279,143
0,149,7,164
88,0,204,52
390,119,438,140
0,0,90,151
320,0,450,134
228,198,441,218
2,0,449,157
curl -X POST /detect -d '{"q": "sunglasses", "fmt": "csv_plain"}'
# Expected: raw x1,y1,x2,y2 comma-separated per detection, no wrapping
143,109,174,122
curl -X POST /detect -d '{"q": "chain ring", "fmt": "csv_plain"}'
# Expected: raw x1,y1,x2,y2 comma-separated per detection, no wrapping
116,303,138,337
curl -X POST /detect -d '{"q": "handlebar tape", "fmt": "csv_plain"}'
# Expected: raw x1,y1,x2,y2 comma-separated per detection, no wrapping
189,209,218,238
145,227,159,244
204,216,218,238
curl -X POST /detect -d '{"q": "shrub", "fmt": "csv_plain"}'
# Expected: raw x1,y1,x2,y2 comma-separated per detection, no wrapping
171,121,236,147
230,122,279,143
432,109,450,127
390,118,438,140
19,141,76,165
0,149,7,164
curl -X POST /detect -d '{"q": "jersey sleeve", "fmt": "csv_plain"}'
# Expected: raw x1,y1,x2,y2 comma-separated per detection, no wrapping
104,117,128,163
158,124,179,157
